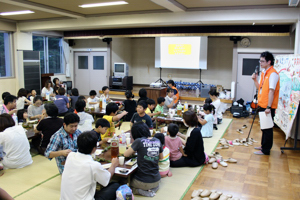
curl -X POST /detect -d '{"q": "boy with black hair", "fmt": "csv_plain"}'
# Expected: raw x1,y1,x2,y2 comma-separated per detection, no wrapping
0,95,17,115
163,88,177,113
87,90,99,107
45,112,82,174
76,100,94,132
154,97,165,117
102,103,128,140
1,92,10,104
54,87,70,116
164,123,186,162
145,98,161,118
61,131,119,200
131,100,153,129
91,118,111,144
100,86,111,102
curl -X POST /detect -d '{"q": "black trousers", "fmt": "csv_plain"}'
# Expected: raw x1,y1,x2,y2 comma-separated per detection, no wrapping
259,107,275,155
94,182,120,200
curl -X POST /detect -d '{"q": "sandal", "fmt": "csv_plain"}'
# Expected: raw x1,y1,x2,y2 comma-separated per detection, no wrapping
212,162,218,169
209,191,223,200
224,158,237,163
216,145,229,149
218,159,228,167
200,189,212,197
209,157,217,164
191,189,203,198
242,125,247,129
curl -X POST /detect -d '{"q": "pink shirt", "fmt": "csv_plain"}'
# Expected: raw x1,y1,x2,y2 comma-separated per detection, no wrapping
165,136,183,161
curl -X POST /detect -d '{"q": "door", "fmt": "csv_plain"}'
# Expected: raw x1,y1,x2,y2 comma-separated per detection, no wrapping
237,54,259,102
75,52,107,96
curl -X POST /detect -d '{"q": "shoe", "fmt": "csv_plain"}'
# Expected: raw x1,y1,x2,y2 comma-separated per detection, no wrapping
208,152,215,158
200,189,212,197
254,151,265,155
218,160,228,167
216,145,229,150
191,197,202,200
208,157,217,164
192,189,203,198
209,191,223,200
254,146,262,150
242,125,247,128
212,162,218,169
236,129,243,134
250,138,258,143
232,142,241,146
224,158,237,163
219,194,232,200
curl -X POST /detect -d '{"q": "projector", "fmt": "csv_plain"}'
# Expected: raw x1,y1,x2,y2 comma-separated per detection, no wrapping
150,82,162,88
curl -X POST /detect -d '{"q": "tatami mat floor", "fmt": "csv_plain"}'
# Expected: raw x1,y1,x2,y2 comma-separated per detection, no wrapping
1,120,232,200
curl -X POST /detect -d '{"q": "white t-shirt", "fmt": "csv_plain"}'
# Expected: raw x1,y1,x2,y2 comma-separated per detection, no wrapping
0,125,33,169
260,69,279,89
60,152,111,200
41,87,54,98
77,112,94,132
201,113,214,138
16,96,26,110
212,99,223,119
87,97,99,107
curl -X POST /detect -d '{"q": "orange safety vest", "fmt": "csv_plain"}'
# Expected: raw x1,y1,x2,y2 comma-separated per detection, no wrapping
257,66,280,109
172,86,179,104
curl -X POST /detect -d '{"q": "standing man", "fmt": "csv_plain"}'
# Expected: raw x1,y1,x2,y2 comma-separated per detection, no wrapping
45,112,81,173
251,51,280,155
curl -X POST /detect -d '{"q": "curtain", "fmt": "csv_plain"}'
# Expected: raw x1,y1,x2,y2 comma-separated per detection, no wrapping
62,40,70,77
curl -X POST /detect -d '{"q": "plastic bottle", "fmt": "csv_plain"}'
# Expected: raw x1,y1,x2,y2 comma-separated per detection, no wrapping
177,101,182,116
184,102,188,112
12,113,18,125
99,98,103,110
102,97,107,109
111,134,119,159
196,87,199,97
126,192,133,200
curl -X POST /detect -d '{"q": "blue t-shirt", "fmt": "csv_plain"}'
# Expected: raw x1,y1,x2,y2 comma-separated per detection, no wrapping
201,113,214,138
54,95,69,114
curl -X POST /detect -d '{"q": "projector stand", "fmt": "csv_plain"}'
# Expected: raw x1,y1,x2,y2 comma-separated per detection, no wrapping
195,69,204,85
155,67,167,87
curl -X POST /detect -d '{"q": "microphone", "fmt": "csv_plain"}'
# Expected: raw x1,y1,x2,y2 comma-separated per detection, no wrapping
255,66,260,75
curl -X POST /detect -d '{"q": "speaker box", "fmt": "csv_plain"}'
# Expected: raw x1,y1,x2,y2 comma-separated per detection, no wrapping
122,76,133,90
68,39,75,46
109,76,113,88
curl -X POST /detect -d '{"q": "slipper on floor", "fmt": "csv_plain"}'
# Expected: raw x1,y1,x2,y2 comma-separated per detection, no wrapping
212,162,218,169
224,158,237,163
242,125,247,128
232,142,241,146
218,160,228,167
236,129,243,134
209,191,223,200
254,146,262,150
200,189,212,197
219,194,233,200
250,138,258,143
254,151,264,155
191,189,203,198
208,157,217,164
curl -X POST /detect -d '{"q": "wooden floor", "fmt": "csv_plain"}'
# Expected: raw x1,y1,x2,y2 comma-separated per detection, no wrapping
183,113,300,200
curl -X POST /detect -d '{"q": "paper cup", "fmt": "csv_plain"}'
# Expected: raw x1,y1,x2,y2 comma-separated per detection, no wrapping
126,138,131,145
119,156,125,165
150,129,153,135
126,132,131,138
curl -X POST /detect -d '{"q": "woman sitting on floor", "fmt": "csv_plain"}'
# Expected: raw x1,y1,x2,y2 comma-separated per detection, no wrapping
0,113,33,169
171,110,208,167
124,122,163,197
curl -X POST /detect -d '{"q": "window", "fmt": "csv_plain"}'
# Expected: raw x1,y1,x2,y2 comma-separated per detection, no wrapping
0,32,12,77
32,36,64,74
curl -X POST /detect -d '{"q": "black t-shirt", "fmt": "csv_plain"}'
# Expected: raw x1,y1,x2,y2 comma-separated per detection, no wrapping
90,129,102,142
131,137,163,183
36,117,64,148
130,113,153,129
123,99,137,121
184,127,205,165
137,97,148,103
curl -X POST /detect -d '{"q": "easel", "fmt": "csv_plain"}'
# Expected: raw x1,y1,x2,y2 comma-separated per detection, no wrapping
155,67,167,87
194,69,204,85
280,106,300,153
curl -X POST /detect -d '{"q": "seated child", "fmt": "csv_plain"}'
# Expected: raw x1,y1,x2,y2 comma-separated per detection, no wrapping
154,133,172,178
130,100,153,129
198,103,214,138
74,96,86,114
154,97,165,117
60,131,119,200
28,89,36,102
69,88,79,110
87,90,99,107
122,90,137,121
100,86,111,102
145,98,161,118
202,98,218,130
91,118,111,144
164,123,186,162
54,88,70,116
17,109,28,123
163,88,177,113
102,103,128,140
16,88,32,110
75,100,94,132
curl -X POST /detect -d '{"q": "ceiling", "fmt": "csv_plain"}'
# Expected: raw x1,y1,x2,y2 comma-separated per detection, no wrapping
0,0,294,22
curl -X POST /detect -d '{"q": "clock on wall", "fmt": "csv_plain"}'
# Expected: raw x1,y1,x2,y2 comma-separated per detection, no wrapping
240,37,251,47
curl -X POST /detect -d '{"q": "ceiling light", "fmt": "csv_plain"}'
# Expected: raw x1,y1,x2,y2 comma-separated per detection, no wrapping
79,1,128,8
0,10,34,16
252,22,255,25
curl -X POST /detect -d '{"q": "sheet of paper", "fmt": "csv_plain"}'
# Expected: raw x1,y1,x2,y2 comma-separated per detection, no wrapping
95,149,103,155
259,111,274,129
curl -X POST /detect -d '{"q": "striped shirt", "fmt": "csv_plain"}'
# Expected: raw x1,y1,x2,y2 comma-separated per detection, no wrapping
45,126,81,174
158,146,170,173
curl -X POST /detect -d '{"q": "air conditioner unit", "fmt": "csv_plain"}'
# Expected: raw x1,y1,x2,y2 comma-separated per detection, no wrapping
289,0,300,6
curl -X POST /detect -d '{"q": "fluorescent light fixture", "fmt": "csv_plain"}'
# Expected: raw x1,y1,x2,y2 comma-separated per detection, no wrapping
0,10,34,16
79,1,128,8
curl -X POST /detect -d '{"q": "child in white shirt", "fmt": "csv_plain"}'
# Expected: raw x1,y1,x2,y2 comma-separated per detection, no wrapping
198,103,215,138
87,90,99,107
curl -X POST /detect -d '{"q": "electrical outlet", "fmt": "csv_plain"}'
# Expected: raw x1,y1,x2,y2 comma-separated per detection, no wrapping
167,74,172,79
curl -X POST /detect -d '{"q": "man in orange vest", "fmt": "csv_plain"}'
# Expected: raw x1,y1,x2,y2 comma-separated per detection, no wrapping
251,51,280,155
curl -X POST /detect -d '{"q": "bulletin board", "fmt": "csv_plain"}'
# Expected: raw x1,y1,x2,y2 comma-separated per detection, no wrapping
273,54,300,139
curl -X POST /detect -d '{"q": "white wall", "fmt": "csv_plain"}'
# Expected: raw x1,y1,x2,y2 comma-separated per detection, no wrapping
111,38,132,76
130,37,233,89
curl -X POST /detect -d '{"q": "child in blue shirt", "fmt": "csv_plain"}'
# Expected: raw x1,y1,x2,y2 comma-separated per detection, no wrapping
198,103,215,138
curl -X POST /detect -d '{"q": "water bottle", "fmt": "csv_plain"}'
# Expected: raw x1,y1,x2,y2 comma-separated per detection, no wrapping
12,113,18,125
102,97,107,109
126,192,133,200
184,102,188,112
